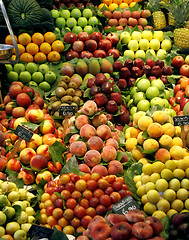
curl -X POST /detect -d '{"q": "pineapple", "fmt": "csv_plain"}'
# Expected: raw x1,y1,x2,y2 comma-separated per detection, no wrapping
148,0,166,30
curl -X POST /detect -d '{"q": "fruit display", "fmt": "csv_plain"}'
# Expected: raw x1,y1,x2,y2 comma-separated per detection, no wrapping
99,0,141,11
53,0,94,10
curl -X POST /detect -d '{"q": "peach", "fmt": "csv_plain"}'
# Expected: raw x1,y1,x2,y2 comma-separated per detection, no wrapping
82,100,98,116
97,125,111,140
152,111,169,124
84,150,101,167
172,137,183,147
111,222,132,240
0,155,7,171
47,161,62,174
132,147,146,161
105,138,119,150
42,133,57,145
79,164,91,173
159,134,173,148
130,127,141,138
143,139,159,151
20,148,36,165
39,120,55,134
155,148,171,163
147,123,163,138
6,158,21,172
13,117,27,129
17,139,26,152
44,114,53,121
132,222,153,239
92,113,107,127
80,124,96,139
18,169,35,185
35,170,52,184
75,115,90,130
125,138,138,152
70,141,87,157
27,108,44,123
36,144,51,160
12,107,25,118
91,222,111,240
105,213,127,226
30,154,48,171
162,123,175,137
138,116,153,131
111,131,119,142
0,147,6,156
101,146,117,162
108,160,123,175
88,136,104,151
170,145,185,160
118,151,129,163
69,134,80,144
26,133,42,150
0,172,6,180
91,165,108,176
5,102,14,115
133,111,146,125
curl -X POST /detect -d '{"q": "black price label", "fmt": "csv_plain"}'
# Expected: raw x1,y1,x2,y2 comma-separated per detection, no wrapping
14,125,33,142
112,195,139,215
173,115,189,126
59,105,76,116
28,224,54,238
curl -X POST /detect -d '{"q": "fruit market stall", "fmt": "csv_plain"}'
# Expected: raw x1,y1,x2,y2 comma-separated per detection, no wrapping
0,0,189,239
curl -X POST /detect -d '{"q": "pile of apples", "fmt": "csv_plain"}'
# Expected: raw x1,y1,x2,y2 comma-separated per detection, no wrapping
103,9,152,31
53,0,94,10
64,31,120,60
77,210,164,240
38,171,132,234
0,181,36,240
120,30,172,60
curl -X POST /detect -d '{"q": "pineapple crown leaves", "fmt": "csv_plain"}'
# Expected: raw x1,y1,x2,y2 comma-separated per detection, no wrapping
147,0,164,11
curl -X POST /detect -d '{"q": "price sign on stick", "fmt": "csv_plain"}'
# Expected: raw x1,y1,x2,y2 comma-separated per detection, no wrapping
173,115,189,148
8,125,33,161
28,224,54,239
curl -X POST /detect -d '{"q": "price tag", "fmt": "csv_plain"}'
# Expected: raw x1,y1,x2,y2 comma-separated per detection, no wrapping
14,125,33,142
28,224,54,239
59,105,76,116
173,115,189,126
112,195,139,215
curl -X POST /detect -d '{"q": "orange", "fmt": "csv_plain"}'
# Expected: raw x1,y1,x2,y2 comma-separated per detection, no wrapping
10,55,16,61
34,52,47,63
26,42,39,55
51,40,64,52
5,35,18,45
103,0,112,6
112,0,122,5
47,51,61,62
1,235,14,240
123,0,132,4
40,42,51,55
130,2,136,7
20,52,33,62
12,44,25,55
18,33,32,45
119,2,128,8
44,32,56,44
108,3,118,11
98,3,108,9
32,32,44,45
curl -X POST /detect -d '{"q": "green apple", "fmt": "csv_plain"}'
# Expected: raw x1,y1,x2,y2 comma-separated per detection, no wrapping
104,73,111,78
51,9,59,18
17,211,28,224
1,181,17,193
27,215,35,223
4,206,15,219
139,39,149,50
14,229,27,240
162,99,169,108
137,78,150,92
55,17,65,28
19,71,32,84
124,50,135,60
88,16,98,26
150,97,164,107
84,25,93,35
26,62,38,74
39,81,51,92
131,31,142,41
151,79,165,91
8,190,20,202
14,63,25,73
6,222,20,235
153,31,164,42
120,32,131,44
165,108,176,117
7,71,19,82
130,86,138,97
0,195,8,207
164,89,170,100
66,18,77,28
60,9,70,19
135,50,146,59
38,63,49,74
137,99,150,111
150,39,160,50
146,86,159,99
32,72,43,83
157,49,167,60
0,211,6,225
45,71,56,84
78,17,88,28
83,9,93,18
5,64,13,72
21,223,32,233
141,30,153,41
0,226,5,237
146,49,156,57
72,26,83,35
29,81,38,87
130,106,137,116
18,189,27,200
133,92,145,105
128,99,133,108
128,40,139,51
161,39,172,51
71,9,81,19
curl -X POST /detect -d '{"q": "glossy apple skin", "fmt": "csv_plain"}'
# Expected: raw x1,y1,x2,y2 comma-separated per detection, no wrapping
172,55,185,68
180,64,189,77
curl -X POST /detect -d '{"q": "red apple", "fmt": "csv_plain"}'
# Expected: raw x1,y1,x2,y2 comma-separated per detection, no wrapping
172,55,185,68
78,32,90,42
66,51,79,61
180,64,189,77
64,32,77,43
107,49,120,60
98,39,112,52
106,33,119,46
90,32,103,42
85,39,97,52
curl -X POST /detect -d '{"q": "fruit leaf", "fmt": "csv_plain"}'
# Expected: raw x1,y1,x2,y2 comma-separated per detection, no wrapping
13,204,22,218
167,74,181,84
60,155,84,176
104,26,117,33
128,3,141,12
83,88,92,99
123,162,142,203
55,192,62,199
116,40,123,52
63,42,71,52
30,85,45,98
160,215,170,240
142,148,158,154
21,122,39,132
145,51,158,62
113,83,120,93
50,228,68,240
5,168,24,188
64,124,79,145
48,141,66,164
117,55,130,64
117,151,126,161
142,130,150,140
37,178,47,202
79,78,88,90
119,131,126,147
146,105,165,117
54,28,61,40
164,31,173,40
105,55,114,66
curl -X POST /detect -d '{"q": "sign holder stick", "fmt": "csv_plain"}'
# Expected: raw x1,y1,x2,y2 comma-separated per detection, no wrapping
7,137,22,160
63,116,69,141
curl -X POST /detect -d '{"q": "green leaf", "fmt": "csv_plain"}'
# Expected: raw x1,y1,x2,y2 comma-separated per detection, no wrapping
55,192,62,199
60,155,84,176
13,205,22,218
50,228,68,240
119,131,125,147
167,74,181,84
37,178,47,202
79,78,88,91
48,141,67,164
160,215,170,240
104,26,117,33
117,151,126,161
30,85,45,98
5,168,24,188
142,148,158,154
83,88,92,98
142,130,149,140
146,105,165,117
54,28,61,40
21,122,39,132
64,124,79,145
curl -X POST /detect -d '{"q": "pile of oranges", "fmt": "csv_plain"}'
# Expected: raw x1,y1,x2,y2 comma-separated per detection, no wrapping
98,0,142,11
5,32,64,63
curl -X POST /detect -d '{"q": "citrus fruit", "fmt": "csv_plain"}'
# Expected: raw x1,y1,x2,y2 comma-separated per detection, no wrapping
47,51,60,62
32,32,44,45
108,3,118,11
26,43,39,55
51,40,64,52
19,53,33,62
34,52,47,63
5,35,18,45
18,33,32,45
12,44,25,55
44,32,56,44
